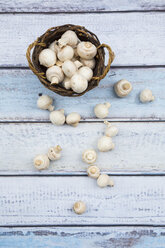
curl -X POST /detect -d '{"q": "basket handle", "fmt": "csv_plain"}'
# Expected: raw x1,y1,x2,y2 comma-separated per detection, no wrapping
92,43,115,81
26,40,47,79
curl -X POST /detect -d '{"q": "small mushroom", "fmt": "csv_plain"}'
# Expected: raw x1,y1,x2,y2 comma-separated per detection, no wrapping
62,77,71,90
140,89,155,103
33,154,50,170
97,174,114,188
104,121,118,137
47,145,62,161
57,45,74,62
73,201,86,215
94,102,111,119
98,136,115,152
114,79,132,97
39,48,56,68
50,109,65,126
37,95,54,111
80,58,96,69
62,60,77,78
58,30,78,48
87,165,100,179
77,41,97,59
70,73,88,93
46,66,64,85
78,66,93,81
82,149,97,164
66,112,81,127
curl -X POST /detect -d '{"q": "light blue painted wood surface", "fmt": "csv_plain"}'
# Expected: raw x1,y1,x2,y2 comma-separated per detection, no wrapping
0,227,165,248
0,68,164,121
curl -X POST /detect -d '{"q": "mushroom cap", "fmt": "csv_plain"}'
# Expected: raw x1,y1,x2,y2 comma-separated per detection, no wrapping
97,174,110,187
82,149,97,164
59,30,78,48
70,73,88,93
46,66,64,83
62,77,71,90
50,110,65,125
77,41,97,59
87,165,100,179
140,89,154,102
39,48,56,67
47,145,62,160
33,154,50,170
57,45,74,62
114,79,132,97
66,112,81,126
37,95,53,110
62,60,77,78
97,136,114,152
78,66,93,81
80,58,96,69
94,103,110,119
73,201,86,214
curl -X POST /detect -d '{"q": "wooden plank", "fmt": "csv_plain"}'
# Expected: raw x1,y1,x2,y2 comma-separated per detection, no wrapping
0,226,165,247
0,13,165,66
1,68,164,121
1,0,165,12
0,122,165,175
0,176,165,225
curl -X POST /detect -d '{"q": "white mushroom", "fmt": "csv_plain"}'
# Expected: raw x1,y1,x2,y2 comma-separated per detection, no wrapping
98,136,115,152
50,109,65,126
39,48,56,68
47,145,62,161
70,73,88,93
46,66,64,85
62,60,77,78
66,112,81,127
78,66,93,81
80,58,96,69
58,30,78,48
37,95,54,111
140,89,155,103
33,154,50,170
82,149,97,164
114,79,132,98
87,165,100,179
94,102,111,119
74,60,83,69
49,41,59,53
104,121,118,137
77,41,97,59
97,174,114,188
57,46,74,62
73,201,86,215
62,77,71,90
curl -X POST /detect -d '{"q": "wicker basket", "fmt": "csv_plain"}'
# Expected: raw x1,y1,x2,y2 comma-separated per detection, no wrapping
26,24,115,97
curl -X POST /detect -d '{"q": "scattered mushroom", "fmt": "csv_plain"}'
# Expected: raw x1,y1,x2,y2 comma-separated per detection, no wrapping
104,121,118,137
87,165,100,179
58,30,78,48
98,136,115,152
47,145,62,160
114,79,132,97
82,149,97,164
140,89,155,103
78,66,93,81
33,154,50,170
39,48,56,68
50,109,65,126
46,66,64,85
70,73,88,93
73,201,86,215
77,41,97,59
80,58,96,69
66,112,81,127
57,45,74,62
62,60,77,78
37,95,54,111
97,174,114,188
94,102,111,119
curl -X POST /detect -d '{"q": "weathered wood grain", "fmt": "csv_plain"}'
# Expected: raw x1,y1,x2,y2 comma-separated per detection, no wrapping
0,68,164,121
0,0,165,12
0,13,165,66
0,122,165,175
0,226,165,247
0,176,165,225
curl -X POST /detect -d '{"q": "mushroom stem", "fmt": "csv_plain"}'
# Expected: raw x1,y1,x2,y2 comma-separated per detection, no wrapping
51,77,59,85
55,145,62,152
104,120,112,128
47,105,54,111
122,83,130,90
105,102,111,109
